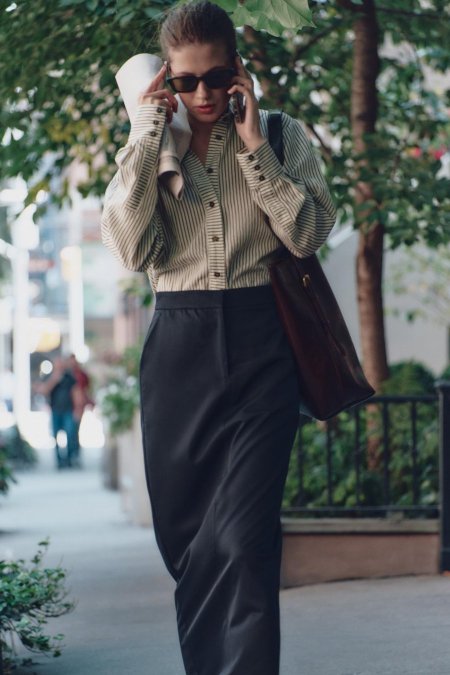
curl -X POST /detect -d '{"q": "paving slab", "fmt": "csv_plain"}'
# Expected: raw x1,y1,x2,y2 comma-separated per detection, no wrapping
1,445,449,675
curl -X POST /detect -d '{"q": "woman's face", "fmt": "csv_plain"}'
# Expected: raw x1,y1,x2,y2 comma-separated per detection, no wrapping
167,42,233,126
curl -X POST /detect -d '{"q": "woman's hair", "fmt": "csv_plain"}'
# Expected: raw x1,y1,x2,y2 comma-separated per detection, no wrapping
160,1,237,62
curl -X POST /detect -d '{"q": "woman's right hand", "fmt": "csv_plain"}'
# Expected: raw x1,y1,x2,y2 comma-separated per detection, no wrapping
138,63,178,124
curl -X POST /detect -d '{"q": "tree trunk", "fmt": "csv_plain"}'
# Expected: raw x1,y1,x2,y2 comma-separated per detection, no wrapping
351,0,389,392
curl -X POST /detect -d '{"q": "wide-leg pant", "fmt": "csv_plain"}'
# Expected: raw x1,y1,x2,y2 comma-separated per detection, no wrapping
139,285,301,675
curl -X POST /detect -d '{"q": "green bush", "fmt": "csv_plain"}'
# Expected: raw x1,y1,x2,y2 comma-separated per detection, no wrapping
0,449,16,497
0,539,75,673
97,345,142,435
0,426,38,468
283,360,439,513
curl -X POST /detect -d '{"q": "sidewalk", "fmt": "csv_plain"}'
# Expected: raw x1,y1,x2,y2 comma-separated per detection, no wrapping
1,444,450,675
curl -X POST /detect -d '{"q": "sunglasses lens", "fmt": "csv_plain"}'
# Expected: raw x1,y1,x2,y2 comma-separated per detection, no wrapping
169,76,197,93
204,69,234,89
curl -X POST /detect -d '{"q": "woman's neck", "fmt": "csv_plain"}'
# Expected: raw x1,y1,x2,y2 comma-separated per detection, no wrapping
188,115,214,140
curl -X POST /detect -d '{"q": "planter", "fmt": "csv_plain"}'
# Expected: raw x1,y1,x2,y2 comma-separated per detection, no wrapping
101,430,119,490
116,411,152,527
280,517,439,588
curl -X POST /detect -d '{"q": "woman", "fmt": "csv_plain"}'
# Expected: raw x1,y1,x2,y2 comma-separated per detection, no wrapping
101,2,336,673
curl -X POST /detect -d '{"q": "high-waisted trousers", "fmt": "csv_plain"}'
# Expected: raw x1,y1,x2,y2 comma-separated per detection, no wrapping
139,284,301,675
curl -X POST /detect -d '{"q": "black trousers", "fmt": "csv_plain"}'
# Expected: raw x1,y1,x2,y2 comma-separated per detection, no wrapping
139,285,300,675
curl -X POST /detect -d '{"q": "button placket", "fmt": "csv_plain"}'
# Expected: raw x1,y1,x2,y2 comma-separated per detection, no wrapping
199,116,231,289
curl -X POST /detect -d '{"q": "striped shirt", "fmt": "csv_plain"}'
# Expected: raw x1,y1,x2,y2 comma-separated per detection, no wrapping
101,103,336,293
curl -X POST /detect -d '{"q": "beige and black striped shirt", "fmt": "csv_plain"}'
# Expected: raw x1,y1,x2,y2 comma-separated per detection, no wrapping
101,104,336,293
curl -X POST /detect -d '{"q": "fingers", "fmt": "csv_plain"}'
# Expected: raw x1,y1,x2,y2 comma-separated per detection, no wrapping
227,80,255,101
136,63,178,121
137,72,178,124
145,63,167,93
138,89,178,109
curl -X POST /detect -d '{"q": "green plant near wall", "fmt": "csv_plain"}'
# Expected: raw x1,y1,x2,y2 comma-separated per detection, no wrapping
97,345,142,436
0,539,75,674
0,450,16,497
283,361,440,512
0,426,38,470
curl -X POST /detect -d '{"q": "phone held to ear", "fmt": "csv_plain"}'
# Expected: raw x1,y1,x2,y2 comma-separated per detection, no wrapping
230,91,245,123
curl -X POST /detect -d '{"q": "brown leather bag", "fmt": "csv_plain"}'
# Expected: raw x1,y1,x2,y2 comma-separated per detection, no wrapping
267,111,375,420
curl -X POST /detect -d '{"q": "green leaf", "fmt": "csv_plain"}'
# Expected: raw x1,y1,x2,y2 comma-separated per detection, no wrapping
219,0,314,35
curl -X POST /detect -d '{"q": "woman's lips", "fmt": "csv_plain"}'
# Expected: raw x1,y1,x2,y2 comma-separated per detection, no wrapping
196,105,215,114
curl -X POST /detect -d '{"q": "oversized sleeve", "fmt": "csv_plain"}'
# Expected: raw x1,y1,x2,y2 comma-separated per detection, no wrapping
236,112,336,257
100,103,167,272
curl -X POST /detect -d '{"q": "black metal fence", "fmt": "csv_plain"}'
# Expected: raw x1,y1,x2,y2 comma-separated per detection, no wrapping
281,380,450,572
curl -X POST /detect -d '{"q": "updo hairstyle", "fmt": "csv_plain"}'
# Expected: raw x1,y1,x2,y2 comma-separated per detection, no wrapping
160,1,237,63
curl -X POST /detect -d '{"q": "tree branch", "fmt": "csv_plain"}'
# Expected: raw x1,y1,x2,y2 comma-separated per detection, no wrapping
304,123,333,163
335,1,445,20
292,16,347,61
335,0,362,11
376,5,446,20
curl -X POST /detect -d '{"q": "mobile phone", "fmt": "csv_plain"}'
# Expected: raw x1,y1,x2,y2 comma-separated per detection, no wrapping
231,91,245,123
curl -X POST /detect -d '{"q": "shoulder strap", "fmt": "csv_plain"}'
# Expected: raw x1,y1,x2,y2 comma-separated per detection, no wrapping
267,111,284,166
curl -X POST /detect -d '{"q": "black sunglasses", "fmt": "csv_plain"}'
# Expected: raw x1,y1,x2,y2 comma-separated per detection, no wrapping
166,66,235,93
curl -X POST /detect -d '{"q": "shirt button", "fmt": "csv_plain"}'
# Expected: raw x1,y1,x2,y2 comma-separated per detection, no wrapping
215,134,222,140
212,236,219,242
259,175,265,181
153,120,159,125
248,154,255,161
150,131,157,137
207,167,213,174
214,272,221,277
157,107,163,113
254,164,261,170
209,201,215,208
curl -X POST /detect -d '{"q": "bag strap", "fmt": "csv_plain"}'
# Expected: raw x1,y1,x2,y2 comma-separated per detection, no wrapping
267,110,284,166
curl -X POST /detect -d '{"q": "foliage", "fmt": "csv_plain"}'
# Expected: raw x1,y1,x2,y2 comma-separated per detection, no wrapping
241,0,450,252
283,360,439,512
0,425,38,469
0,539,75,673
119,276,153,310
0,0,175,211
386,244,450,326
0,0,312,214
1,0,448,254
97,346,141,435
0,448,16,497
214,0,313,36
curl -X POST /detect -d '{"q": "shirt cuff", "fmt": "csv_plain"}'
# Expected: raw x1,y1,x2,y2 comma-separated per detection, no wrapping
236,140,284,190
128,103,167,145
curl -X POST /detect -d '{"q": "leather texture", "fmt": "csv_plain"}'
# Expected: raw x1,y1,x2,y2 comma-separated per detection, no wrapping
267,111,375,420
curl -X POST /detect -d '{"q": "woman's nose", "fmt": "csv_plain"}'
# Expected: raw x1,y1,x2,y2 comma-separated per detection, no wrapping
196,80,210,97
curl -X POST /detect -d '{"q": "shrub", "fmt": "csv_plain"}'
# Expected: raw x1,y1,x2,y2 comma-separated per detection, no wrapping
97,345,142,435
283,360,439,513
0,448,16,497
0,426,38,469
0,539,75,674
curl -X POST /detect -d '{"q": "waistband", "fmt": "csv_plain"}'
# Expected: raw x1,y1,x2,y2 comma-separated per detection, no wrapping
154,285,275,310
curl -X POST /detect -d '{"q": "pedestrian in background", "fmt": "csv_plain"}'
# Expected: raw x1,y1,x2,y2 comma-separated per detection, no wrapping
68,353,94,466
101,1,336,672
38,355,78,469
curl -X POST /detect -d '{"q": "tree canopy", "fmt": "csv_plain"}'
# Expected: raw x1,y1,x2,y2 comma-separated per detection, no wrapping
1,0,448,247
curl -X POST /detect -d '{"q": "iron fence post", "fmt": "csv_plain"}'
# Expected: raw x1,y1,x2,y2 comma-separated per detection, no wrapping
435,380,450,572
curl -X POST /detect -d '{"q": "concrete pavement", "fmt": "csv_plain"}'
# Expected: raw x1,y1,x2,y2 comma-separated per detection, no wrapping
1,444,450,675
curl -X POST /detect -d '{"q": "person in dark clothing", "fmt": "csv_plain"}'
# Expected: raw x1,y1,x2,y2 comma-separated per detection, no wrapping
68,353,94,464
39,356,77,469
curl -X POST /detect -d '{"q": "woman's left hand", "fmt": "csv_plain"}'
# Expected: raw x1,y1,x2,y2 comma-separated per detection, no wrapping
228,55,266,153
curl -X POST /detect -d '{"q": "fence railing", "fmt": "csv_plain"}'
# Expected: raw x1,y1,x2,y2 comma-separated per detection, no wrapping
281,380,450,572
